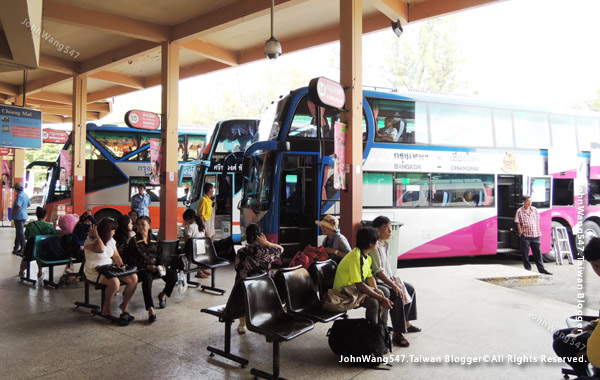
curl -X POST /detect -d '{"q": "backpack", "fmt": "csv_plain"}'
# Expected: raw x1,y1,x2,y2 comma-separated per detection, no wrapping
327,318,391,368
289,245,328,269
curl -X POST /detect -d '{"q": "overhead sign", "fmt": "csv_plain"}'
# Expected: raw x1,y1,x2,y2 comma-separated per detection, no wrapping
308,77,346,110
42,128,69,144
0,104,42,149
125,110,161,130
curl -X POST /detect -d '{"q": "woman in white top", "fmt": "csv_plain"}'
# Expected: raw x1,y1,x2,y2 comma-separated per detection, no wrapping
182,209,211,278
84,218,138,321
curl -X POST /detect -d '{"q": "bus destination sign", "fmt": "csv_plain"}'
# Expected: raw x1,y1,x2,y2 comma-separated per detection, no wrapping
125,110,161,130
308,77,345,110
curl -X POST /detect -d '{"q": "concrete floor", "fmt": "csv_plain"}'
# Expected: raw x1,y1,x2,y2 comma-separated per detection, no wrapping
1,226,595,380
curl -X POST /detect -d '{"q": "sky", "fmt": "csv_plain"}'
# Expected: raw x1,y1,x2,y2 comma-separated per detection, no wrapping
96,0,600,126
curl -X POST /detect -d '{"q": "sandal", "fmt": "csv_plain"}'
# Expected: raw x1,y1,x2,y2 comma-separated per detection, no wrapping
118,312,135,326
406,325,421,333
237,324,245,335
393,333,410,347
195,271,210,279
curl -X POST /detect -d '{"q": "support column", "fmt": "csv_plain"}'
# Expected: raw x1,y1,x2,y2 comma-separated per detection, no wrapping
13,149,24,185
159,42,179,240
72,75,87,215
339,0,363,246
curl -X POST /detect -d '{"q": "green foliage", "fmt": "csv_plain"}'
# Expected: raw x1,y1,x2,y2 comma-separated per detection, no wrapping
591,88,600,111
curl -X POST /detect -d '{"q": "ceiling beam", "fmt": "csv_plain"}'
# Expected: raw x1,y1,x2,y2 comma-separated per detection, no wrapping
0,81,19,96
87,85,137,103
79,40,160,75
408,0,506,22
42,113,66,123
89,71,145,89
24,73,71,95
369,0,408,22
39,54,79,74
180,40,239,66
0,0,42,69
28,90,72,104
172,0,308,43
25,98,69,106
43,0,169,43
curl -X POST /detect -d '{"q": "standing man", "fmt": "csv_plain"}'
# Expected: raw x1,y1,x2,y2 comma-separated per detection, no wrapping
515,195,552,275
197,182,215,240
372,216,420,347
11,182,30,254
131,184,150,217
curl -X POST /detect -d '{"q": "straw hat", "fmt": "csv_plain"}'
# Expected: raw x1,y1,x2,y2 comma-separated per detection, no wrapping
315,215,339,232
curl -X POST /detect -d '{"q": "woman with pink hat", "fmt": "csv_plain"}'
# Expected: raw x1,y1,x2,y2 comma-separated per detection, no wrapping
315,215,351,262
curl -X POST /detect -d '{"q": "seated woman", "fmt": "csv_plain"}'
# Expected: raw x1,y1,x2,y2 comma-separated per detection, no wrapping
316,215,351,262
18,207,57,279
71,213,97,259
234,223,283,334
126,216,178,323
182,209,211,278
114,214,135,254
84,218,137,324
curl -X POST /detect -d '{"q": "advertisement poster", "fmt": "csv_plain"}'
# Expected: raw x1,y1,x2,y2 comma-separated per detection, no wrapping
333,121,346,190
149,138,162,185
59,150,72,189
2,160,11,189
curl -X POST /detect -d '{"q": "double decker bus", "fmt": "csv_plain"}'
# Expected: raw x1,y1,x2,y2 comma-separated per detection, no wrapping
239,86,600,262
27,123,208,228
189,118,258,242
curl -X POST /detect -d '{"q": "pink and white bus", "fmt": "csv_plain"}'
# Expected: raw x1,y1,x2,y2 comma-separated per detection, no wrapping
239,86,600,262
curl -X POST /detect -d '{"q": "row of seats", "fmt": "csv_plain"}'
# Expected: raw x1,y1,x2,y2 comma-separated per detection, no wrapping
201,260,344,380
74,237,229,321
20,234,79,288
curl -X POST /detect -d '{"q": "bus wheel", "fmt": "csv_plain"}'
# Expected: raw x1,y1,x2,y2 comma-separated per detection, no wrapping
544,221,570,263
582,220,600,246
94,209,121,222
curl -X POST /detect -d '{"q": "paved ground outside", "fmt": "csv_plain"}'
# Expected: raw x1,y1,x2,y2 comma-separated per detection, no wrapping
1,226,597,380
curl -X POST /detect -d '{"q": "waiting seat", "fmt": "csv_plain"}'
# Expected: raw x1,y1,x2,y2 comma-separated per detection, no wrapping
159,240,179,268
241,273,314,380
190,237,229,295
21,235,72,288
308,259,337,302
200,281,249,368
274,266,345,323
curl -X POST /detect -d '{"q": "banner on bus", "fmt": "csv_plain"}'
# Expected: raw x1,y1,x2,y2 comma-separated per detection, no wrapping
149,138,162,185
333,121,346,190
59,150,73,189
0,104,42,149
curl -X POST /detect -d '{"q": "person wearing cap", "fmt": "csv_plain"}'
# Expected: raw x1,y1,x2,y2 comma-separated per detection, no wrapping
515,195,552,275
316,215,351,262
131,183,150,217
11,182,30,255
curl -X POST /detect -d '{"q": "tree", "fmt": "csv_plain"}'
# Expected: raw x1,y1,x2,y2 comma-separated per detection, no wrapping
591,88,600,111
372,16,472,94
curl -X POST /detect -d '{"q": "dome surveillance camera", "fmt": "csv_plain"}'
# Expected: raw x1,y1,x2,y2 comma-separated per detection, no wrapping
264,37,282,60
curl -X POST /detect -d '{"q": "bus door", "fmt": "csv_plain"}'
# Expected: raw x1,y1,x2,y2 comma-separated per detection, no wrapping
528,176,552,253
497,174,523,249
278,153,319,261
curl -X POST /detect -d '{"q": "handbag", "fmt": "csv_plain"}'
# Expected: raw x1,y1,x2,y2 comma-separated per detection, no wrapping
96,264,138,280
327,318,391,367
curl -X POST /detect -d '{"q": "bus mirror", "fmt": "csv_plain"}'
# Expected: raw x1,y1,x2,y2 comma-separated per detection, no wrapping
242,157,251,178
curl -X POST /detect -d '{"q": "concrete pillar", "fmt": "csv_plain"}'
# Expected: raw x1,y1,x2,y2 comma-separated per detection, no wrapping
71,75,87,215
159,42,180,240
339,0,363,246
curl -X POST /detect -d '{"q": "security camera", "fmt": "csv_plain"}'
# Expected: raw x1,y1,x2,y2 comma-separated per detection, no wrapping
264,37,282,60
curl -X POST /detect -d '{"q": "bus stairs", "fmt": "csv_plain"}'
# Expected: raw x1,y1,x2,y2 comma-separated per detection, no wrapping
552,226,574,265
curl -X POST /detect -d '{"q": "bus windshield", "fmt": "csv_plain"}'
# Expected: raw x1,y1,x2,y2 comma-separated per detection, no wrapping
256,94,291,142
241,152,275,211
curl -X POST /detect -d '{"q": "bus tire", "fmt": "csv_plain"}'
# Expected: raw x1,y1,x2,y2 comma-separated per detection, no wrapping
94,209,121,222
582,220,600,247
544,221,574,263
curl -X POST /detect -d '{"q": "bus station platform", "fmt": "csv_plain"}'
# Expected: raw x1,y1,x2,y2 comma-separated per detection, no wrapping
0,226,594,380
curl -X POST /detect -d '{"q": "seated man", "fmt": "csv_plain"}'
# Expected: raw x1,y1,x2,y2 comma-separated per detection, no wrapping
553,237,600,376
376,117,398,142
331,226,393,324
371,216,421,347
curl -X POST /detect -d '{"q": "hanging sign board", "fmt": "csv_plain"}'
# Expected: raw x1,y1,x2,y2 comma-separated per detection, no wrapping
308,77,346,110
0,148,13,155
0,104,42,149
124,110,161,130
42,128,69,144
